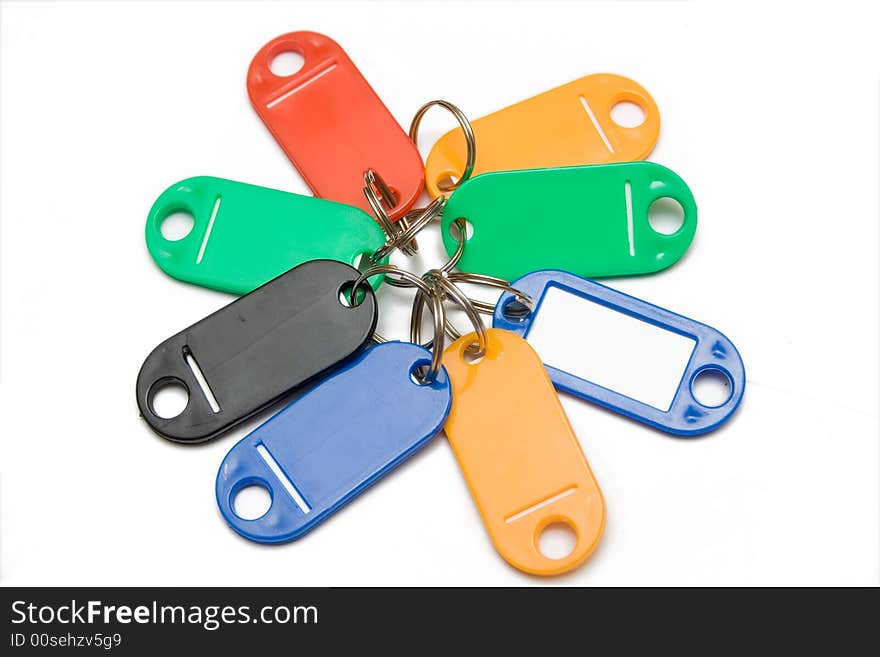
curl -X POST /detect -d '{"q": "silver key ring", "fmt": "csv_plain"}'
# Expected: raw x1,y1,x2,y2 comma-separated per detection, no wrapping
411,271,488,358
409,275,467,349
371,196,445,262
411,268,532,347
350,264,437,308
382,215,468,290
363,169,419,256
445,271,535,317
409,100,476,193
350,264,447,383
349,263,437,343
362,169,397,234
410,286,446,384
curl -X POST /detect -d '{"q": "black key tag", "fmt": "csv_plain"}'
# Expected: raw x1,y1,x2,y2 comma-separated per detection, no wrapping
136,260,377,443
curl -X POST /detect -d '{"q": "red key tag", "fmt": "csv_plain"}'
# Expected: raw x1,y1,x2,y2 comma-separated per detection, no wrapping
247,31,424,220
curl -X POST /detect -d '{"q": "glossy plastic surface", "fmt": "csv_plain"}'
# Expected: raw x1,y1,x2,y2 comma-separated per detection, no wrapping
441,162,697,281
248,31,423,219
146,176,387,295
425,74,659,197
442,329,605,576
216,342,451,543
136,260,376,444
494,270,746,436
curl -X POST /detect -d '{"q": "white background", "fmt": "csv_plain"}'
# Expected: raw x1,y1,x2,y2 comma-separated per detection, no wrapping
1,0,878,586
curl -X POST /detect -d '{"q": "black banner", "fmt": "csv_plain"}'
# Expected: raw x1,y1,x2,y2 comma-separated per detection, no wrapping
0,587,875,652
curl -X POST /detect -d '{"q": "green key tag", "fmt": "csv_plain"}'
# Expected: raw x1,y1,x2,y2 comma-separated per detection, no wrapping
440,162,697,281
146,176,387,294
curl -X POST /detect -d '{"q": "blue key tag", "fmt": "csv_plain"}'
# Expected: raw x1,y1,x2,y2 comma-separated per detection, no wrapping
493,270,745,436
216,341,451,543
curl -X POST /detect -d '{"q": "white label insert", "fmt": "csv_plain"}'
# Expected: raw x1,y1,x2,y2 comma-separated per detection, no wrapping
525,287,696,411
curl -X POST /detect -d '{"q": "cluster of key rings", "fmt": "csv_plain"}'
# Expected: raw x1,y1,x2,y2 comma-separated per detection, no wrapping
346,100,536,385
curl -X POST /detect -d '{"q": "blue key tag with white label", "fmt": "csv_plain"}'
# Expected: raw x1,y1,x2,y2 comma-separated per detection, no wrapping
216,341,451,543
493,270,745,436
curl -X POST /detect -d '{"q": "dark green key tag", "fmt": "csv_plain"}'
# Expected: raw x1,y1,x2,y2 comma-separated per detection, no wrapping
439,162,697,281
136,260,377,444
146,176,387,295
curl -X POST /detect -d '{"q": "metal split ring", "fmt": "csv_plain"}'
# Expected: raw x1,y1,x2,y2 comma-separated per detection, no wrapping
363,169,419,256
411,271,488,358
350,264,435,310
444,271,535,318
409,100,476,193
381,216,468,290
410,287,446,384
370,196,445,262
350,264,447,383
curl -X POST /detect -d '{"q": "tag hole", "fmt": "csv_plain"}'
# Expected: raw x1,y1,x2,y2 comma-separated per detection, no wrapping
501,298,531,323
386,186,400,207
233,484,272,520
691,368,733,408
270,51,305,77
449,218,474,242
437,172,459,191
149,379,189,419
339,282,365,308
408,360,432,385
160,211,194,241
462,343,484,365
610,101,646,128
538,521,577,560
648,197,684,235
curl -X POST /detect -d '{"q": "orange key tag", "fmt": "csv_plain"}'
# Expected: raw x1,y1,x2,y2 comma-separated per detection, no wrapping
425,74,659,197
442,329,605,576
247,31,424,219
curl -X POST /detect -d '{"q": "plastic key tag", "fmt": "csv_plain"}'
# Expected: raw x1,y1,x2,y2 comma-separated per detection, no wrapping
425,74,659,198
216,341,451,543
440,162,697,281
136,260,376,444
248,31,423,220
493,270,745,436
442,329,605,576
146,177,387,295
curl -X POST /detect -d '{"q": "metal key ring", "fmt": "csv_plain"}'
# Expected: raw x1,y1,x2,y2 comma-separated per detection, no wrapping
381,213,466,290
409,100,476,193
371,196,445,262
350,264,446,382
351,264,437,304
412,271,488,357
411,276,487,358
362,170,396,234
349,264,437,344
409,272,467,349
445,271,535,317
411,286,446,384
363,170,419,256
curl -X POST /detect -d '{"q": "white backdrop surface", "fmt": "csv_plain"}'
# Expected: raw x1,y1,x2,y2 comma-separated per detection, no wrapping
1,0,878,586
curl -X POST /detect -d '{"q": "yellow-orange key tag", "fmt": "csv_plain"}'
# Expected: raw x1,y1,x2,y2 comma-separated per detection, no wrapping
442,329,605,576
425,74,659,197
